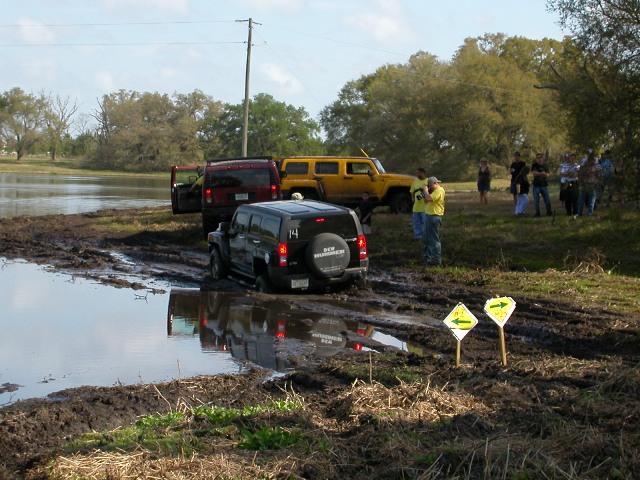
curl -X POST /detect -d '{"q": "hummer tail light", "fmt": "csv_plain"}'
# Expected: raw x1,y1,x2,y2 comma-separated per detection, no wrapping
357,235,368,260
277,242,288,266
204,188,213,204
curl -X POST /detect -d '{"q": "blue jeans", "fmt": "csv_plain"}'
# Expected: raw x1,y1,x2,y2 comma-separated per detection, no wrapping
412,211,426,239
515,194,528,215
533,185,552,216
423,215,442,264
578,190,596,216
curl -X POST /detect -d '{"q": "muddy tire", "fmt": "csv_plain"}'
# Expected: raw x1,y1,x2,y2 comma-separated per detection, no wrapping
389,191,412,214
305,233,350,278
209,248,228,280
255,275,275,293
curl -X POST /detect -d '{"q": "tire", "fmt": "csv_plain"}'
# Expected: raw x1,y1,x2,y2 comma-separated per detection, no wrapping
389,191,412,214
209,248,228,280
305,233,351,278
255,275,275,293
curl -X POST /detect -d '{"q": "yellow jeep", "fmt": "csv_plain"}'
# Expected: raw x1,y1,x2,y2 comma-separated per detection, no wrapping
278,156,413,213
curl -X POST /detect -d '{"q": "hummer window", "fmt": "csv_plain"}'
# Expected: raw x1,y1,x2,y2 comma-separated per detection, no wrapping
315,162,339,175
208,169,271,188
249,215,262,235
232,212,249,233
262,218,280,242
347,163,370,175
284,162,308,175
287,216,357,241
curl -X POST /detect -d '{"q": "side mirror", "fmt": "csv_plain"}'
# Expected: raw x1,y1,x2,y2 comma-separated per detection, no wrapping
218,221,231,233
279,171,288,179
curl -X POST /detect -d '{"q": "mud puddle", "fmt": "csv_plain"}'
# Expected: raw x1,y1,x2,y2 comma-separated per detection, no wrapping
0,260,413,405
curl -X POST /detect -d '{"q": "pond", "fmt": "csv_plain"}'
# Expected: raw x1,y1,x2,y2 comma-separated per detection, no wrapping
0,173,170,218
0,259,412,406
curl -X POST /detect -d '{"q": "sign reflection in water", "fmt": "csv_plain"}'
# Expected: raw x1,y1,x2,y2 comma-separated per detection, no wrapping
0,173,169,218
167,289,378,373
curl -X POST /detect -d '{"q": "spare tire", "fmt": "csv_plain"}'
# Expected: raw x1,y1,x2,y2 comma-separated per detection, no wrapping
305,233,350,278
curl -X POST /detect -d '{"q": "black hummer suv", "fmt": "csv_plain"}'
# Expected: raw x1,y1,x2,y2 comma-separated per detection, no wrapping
207,200,369,292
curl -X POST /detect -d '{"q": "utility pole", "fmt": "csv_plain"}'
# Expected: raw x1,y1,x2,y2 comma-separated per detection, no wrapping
239,18,253,157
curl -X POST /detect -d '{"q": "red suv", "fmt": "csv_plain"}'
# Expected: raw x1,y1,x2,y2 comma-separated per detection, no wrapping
171,157,283,238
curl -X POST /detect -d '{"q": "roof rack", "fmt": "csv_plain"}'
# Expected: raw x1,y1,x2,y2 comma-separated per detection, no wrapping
205,156,273,165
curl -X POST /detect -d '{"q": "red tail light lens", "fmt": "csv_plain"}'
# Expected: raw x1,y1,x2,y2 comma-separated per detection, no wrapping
353,344,363,351
204,188,213,204
357,235,368,260
315,218,325,223
276,320,286,338
271,184,278,200
277,242,288,266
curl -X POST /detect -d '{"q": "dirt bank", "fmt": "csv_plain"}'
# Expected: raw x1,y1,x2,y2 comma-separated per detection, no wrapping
1,208,638,479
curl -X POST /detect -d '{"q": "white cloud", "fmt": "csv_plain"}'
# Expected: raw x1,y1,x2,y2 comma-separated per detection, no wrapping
239,0,303,14
343,0,415,45
102,0,190,15
95,71,116,92
16,18,57,45
260,63,303,94
21,57,57,81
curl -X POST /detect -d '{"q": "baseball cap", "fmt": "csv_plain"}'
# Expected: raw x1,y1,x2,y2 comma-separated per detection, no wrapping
427,176,441,186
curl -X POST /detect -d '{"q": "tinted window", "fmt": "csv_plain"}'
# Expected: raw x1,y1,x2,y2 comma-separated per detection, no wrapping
249,215,262,235
208,168,270,188
232,211,249,233
262,218,280,243
315,162,339,175
286,215,357,241
285,162,308,175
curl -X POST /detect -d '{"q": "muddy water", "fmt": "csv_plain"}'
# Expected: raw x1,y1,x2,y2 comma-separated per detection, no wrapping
0,173,169,218
0,259,409,405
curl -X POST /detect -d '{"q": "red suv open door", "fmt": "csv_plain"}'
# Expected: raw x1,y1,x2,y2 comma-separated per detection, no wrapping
170,165,202,214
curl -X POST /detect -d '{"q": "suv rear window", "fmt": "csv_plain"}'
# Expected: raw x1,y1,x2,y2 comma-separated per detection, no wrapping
207,168,270,188
287,216,357,241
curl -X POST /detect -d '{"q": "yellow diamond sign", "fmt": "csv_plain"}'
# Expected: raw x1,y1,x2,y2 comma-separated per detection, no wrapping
483,297,516,327
443,303,478,341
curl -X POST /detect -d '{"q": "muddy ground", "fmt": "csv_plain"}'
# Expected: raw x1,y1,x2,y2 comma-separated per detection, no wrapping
1,208,639,479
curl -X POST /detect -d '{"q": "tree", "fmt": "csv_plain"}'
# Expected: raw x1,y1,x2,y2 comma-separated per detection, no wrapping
0,88,46,161
92,90,218,171
548,0,640,200
43,93,78,162
203,93,324,158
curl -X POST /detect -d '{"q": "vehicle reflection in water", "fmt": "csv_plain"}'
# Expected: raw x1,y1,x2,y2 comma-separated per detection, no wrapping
168,289,391,372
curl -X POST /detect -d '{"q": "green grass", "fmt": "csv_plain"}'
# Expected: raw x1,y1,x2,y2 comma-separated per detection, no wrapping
368,184,640,314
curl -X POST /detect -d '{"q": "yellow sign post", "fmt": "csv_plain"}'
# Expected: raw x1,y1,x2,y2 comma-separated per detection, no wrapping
483,297,516,366
443,303,478,367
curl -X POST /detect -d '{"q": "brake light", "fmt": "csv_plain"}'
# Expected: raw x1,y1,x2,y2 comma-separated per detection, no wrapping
270,184,278,200
277,242,288,266
357,235,368,260
276,319,286,338
315,218,325,223
204,188,213,204
353,343,363,351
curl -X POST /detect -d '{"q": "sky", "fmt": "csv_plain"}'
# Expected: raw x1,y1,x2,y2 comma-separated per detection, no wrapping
1,0,566,128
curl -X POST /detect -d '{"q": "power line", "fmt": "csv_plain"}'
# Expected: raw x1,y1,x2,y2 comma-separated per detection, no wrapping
0,20,236,28
0,41,244,47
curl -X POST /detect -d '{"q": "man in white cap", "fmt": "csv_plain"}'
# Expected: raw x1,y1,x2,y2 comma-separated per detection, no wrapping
421,176,445,266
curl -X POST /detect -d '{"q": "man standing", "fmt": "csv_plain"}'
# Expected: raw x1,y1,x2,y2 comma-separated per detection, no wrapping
421,177,445,266
559,153,580,216
410,167,428,239
531,153,552,217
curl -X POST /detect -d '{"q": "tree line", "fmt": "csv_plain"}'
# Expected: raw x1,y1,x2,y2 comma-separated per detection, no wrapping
0,0,638,199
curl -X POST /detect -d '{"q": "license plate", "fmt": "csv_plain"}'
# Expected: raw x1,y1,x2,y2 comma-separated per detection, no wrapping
235,193,249,201
291,278,309,289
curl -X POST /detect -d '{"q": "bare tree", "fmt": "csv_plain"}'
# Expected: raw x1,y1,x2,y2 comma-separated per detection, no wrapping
43,93,79,162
